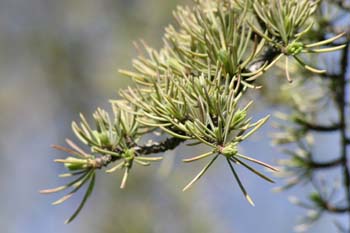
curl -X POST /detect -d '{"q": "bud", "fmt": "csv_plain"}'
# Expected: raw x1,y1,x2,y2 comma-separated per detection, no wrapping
92,130,110,146
286,42,304,55
309,192,323,206
220,143,238,157
62,157,88,171
218,48,229,67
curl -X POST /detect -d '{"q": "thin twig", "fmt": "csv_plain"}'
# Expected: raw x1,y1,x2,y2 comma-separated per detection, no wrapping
309,157,343,169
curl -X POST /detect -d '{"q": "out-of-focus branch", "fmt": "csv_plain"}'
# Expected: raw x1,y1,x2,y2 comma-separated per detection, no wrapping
336,40,350,232
310,157,343,169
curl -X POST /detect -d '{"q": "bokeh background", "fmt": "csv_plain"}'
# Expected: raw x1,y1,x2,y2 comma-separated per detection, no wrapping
0,0,341,232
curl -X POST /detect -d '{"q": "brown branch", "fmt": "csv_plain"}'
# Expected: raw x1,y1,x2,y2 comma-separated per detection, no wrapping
108,137,185,163
294,117,341,132
309,157,343,169
336,40,350,231
331,0,350,12
303,122,342,132
136,137,184,155
324,203,350,214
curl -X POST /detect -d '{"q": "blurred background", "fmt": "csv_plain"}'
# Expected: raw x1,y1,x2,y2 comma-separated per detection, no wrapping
0,0,341,232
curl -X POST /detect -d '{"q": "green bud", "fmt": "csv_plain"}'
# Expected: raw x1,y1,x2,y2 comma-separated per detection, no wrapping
63,157,88,171
218,48,229,66
120,149,136,169
221,143,238,157
92,130,110,146
231,110,247,127
98,132,110,146
290,156,307,167
286,42,304,55
309,192,324,206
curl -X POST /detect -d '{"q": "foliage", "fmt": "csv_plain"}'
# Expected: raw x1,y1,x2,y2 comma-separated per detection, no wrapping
41,0,350,231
